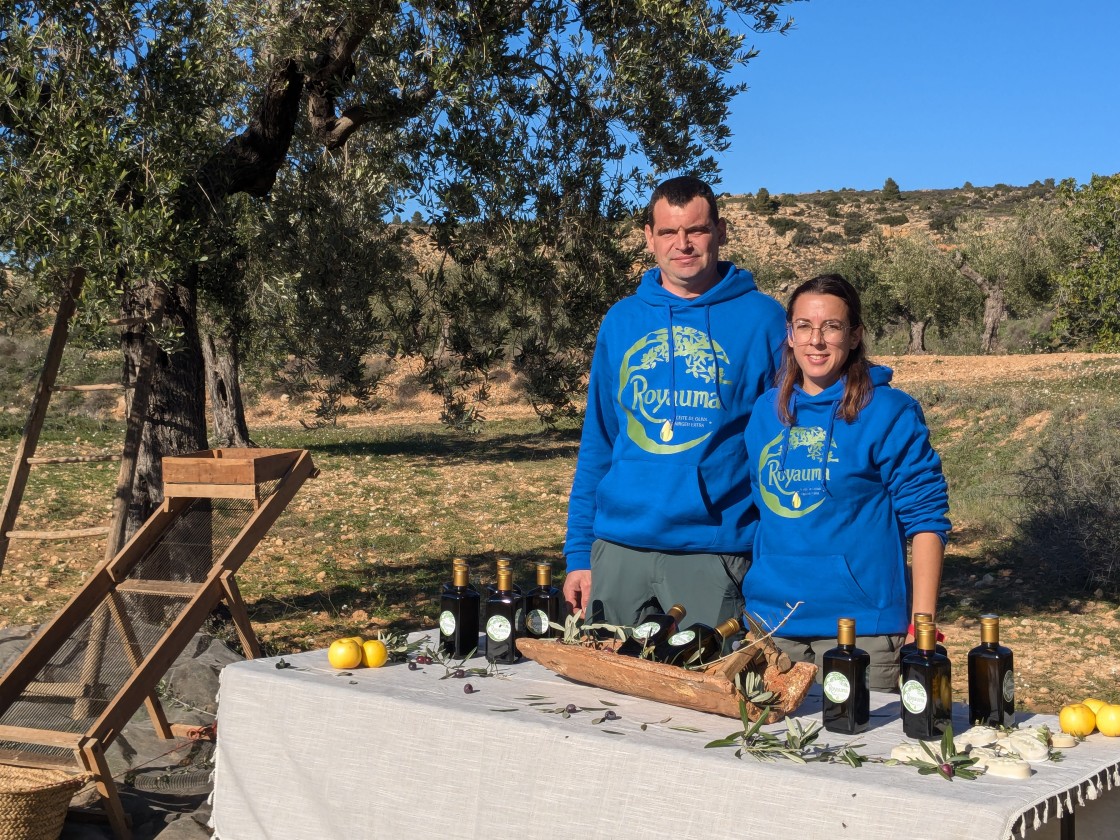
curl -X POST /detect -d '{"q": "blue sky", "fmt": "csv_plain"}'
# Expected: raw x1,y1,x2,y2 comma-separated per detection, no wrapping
711,1,1120,196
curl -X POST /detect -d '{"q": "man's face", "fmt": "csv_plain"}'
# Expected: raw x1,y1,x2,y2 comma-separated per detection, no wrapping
643,196,727,299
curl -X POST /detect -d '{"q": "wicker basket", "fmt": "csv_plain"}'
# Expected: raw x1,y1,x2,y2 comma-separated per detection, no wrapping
0,765,91,840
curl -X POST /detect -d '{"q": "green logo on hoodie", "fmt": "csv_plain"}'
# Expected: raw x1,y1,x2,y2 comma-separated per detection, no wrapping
619,326,730,454
757,428,837,518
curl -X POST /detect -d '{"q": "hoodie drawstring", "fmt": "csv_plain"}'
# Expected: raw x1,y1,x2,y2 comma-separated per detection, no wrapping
705,306,726,410
665,307,678,440
780,391,839,498
819,401,840,498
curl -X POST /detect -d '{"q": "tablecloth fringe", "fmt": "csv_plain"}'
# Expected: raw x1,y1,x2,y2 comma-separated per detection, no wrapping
1010,762,1120,840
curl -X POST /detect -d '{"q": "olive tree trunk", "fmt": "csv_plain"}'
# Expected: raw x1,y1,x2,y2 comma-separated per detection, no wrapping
906,317,931,354
120,276,209,535
954,255,1006,354
202,325,253,448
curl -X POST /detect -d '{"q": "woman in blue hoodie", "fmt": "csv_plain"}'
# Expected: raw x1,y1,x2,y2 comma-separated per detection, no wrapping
742,274,950,691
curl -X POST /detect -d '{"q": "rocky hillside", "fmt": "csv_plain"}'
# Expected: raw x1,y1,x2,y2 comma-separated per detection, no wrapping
715,181,1058,289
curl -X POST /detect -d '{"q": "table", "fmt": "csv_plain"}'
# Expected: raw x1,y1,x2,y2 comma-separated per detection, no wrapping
212,636,1120,840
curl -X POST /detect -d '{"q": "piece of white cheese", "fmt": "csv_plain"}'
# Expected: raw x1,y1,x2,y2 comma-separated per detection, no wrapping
1002,729,1052,762
1049,732,1078,749
954,725,1000,751
979,756,1033,779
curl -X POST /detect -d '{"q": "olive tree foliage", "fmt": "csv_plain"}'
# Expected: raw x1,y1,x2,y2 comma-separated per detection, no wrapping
948,206,1071,353
826,233,977,354
1,0,800,530
1053,174,1120,350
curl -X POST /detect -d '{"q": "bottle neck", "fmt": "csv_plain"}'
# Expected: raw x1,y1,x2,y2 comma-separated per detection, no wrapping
715,618,741,640
980,616,1000,645
915,624,937,655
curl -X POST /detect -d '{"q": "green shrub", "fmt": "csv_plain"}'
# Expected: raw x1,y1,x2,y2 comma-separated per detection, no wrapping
928,207,962,232
875,212,909,226
790,229,818,247
820,230,844,245
1008,405,1120,595
842,217,872,239
767,216,798,235
753,187,779,214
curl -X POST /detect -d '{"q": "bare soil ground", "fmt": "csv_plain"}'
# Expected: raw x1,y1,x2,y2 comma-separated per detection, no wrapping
245,352,1120,427
2,352,1119,712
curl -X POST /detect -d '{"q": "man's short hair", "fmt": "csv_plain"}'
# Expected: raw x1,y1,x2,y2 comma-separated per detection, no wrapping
646,176,720,227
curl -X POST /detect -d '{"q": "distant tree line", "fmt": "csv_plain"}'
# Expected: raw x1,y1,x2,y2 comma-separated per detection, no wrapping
736,174,1118,355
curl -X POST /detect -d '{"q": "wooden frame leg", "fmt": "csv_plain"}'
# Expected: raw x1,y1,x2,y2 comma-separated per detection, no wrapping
221,570,262,659
107,591,173,739
74,603,110,720
78,735,132,840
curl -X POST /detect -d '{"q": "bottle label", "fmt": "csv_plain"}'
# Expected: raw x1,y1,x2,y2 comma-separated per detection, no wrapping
486,615,512,642
823,671,852,703
667,629,696,647
901,680,928,714
632,621,659,641
515,607,525,632
526,609,549,635
1003,670,1015,704
439,610,456,636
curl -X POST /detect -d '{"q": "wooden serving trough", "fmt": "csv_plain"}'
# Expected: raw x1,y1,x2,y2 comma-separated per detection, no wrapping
162,448,308,500
516,634,817,722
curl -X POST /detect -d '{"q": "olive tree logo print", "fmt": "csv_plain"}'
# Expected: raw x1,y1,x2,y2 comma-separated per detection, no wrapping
618,326,731,454
757,427,839,518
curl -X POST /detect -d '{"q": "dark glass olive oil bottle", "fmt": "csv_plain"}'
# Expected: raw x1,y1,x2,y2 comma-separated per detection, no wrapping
822,617,871,734
901,623,952,740
967,614,1015,727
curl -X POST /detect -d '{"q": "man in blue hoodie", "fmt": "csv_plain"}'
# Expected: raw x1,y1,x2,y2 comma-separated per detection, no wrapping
562,176,787,633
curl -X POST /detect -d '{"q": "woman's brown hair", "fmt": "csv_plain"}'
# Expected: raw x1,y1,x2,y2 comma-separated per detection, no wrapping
776,274,873,425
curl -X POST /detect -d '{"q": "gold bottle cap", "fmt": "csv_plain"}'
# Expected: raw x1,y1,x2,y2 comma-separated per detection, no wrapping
980,614,1000,644
496,567,512,592
916,623,937,652
536,562,552,587
913,612,933,624
668,604,687,622
715,617,741,639
837,617,856,646
452,564,470,588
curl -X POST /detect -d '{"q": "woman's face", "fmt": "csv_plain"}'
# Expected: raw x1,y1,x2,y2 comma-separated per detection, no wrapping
787,293,863,395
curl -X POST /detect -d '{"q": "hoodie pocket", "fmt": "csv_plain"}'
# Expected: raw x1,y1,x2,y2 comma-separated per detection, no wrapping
744,553,880,629
595,458,714,539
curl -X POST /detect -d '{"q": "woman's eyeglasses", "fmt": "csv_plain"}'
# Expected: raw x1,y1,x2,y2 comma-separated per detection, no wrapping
788,320,849,345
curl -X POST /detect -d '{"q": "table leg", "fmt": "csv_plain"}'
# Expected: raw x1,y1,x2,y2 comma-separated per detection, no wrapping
1060,809,1075,840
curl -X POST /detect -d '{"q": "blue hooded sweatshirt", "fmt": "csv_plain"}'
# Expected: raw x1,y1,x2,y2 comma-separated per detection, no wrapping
564,262,787,571
742,365,950,638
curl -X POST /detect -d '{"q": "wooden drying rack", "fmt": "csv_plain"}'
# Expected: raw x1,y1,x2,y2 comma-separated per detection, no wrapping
0,448,317,839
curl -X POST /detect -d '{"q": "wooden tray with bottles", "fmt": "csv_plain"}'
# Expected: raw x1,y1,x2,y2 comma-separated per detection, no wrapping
516,628,817,723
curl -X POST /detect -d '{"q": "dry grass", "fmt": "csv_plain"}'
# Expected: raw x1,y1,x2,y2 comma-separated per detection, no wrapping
2,353,1119,713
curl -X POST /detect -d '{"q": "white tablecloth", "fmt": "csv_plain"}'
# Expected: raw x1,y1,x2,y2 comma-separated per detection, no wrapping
213,635,1120,840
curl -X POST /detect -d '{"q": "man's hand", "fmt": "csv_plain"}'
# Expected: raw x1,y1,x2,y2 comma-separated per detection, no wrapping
562,570,592,619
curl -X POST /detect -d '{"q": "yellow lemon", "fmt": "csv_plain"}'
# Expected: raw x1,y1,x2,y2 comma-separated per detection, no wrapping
1095,703,1120,737
361,639,389,668
1082,697,1107,716
1058,703,1096,738
327,638,364,669
344,635,365,647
